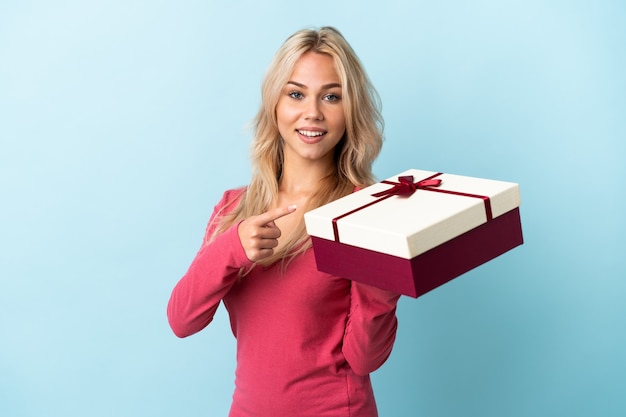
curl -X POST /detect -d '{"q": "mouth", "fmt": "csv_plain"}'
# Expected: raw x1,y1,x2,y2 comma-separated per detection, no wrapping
296,129,326,138
296,129,327,144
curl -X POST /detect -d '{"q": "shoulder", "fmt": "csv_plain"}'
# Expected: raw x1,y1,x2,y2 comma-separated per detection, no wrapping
210,186,247,217
202,186,247,241
220,186,247,206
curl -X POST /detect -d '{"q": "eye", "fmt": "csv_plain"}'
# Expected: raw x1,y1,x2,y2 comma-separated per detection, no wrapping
288,91,304,100
323,93,341,102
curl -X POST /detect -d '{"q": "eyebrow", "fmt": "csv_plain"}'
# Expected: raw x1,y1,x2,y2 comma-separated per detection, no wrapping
287,81,342,89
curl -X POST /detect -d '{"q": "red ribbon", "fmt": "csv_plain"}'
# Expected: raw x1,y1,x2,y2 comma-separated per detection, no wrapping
331,172,493,242
372,175,443,197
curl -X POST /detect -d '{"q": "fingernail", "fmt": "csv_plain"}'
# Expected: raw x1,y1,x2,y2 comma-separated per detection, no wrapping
288,204,297,211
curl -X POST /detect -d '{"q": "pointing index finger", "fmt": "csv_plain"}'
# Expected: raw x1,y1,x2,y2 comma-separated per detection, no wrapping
257,204,297,226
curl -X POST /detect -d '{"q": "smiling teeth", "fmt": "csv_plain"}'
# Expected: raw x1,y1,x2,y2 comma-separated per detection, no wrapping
298,130,325,137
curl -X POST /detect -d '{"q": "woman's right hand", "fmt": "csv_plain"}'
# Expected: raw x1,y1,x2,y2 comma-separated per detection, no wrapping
237,205,297,262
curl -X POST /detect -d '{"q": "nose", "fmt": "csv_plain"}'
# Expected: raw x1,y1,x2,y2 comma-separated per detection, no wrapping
304,98,324,121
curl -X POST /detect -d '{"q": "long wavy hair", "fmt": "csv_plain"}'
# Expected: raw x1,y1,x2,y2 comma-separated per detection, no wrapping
209,26,384,267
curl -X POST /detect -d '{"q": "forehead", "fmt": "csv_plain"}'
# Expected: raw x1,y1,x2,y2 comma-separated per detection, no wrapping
288,52,340,85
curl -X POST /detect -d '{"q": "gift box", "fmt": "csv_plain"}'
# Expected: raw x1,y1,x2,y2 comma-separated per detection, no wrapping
304,169,523,298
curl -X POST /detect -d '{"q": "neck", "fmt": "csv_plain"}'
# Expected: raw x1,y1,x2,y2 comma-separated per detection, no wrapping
279,156,335,198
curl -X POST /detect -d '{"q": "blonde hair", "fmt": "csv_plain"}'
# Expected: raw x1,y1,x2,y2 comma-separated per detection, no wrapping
209,26,383,267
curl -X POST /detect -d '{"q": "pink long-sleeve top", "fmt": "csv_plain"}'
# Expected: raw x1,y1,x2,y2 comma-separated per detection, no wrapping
167,188,400,417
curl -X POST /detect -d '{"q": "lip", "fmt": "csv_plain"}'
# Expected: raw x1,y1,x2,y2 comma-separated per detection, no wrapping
296,128,327,144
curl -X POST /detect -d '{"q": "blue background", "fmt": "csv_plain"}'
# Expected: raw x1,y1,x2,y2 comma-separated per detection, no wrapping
1,1,624,416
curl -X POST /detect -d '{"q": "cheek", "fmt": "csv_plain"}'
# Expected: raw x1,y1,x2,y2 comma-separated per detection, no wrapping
333,103,346,127
333,113,347,134
276,106,294,137
276,105,298,128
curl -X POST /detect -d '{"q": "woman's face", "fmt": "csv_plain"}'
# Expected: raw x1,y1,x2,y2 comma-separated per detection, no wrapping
275,51,346,166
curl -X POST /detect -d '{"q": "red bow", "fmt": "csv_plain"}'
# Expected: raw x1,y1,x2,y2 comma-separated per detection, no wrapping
371,175,442,198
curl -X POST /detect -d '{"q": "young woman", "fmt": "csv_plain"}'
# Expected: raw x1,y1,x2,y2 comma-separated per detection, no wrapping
167,26,400,417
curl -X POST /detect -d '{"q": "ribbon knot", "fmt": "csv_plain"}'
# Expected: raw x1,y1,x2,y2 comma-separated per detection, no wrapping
371,175,442,198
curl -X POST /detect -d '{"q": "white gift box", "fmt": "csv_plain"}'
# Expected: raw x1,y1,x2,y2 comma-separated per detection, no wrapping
304,169,523,297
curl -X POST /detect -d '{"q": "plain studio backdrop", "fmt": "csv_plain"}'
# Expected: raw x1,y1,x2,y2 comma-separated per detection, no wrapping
1,1,624,416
